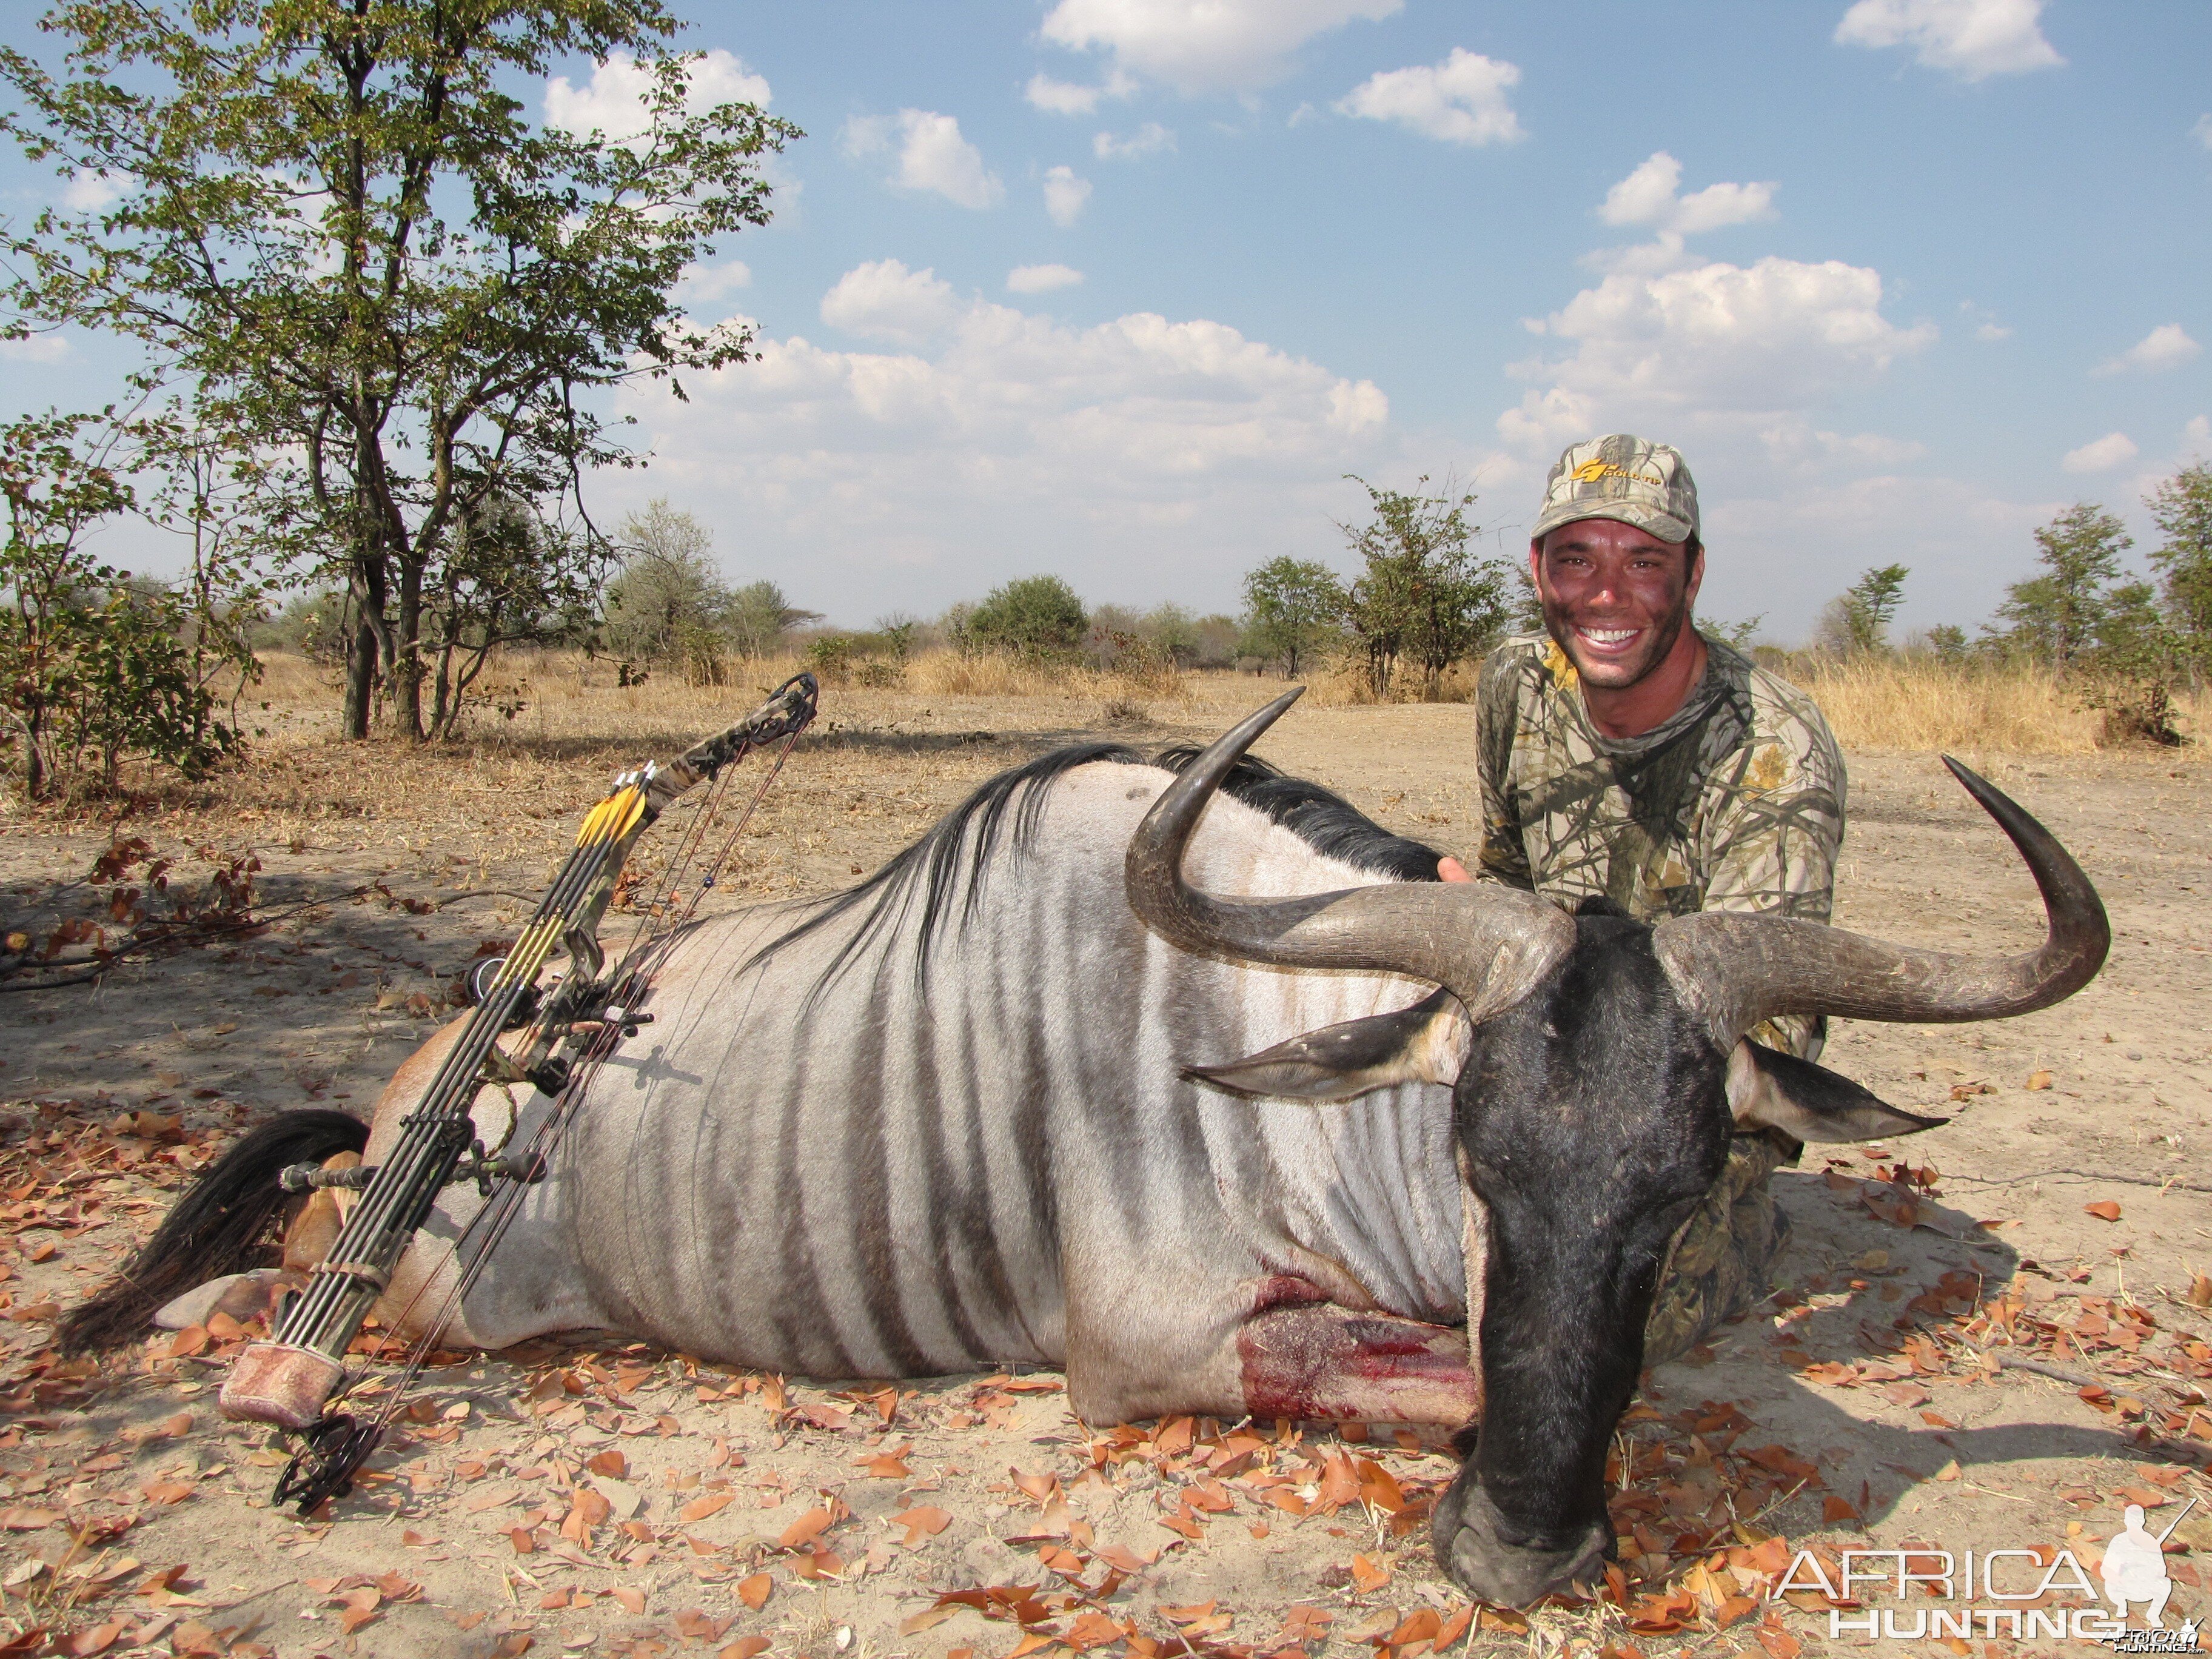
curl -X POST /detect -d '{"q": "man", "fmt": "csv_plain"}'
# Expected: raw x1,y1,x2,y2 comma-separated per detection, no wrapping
1441,434,1845,1361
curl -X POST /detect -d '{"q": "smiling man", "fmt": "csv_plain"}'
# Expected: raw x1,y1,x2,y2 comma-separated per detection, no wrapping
1442,434,1846,1362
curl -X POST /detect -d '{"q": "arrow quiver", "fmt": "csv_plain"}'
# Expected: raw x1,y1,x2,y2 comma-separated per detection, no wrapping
220,675,818,1450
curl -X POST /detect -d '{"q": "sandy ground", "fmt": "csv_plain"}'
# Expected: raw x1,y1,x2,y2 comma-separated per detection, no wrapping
1,683,2208,1658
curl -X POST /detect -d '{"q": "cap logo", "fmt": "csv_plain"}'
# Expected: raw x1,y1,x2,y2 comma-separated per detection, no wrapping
1568,459,1664,486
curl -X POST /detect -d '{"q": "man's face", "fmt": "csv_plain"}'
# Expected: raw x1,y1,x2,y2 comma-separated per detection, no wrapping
1530,518,1704,691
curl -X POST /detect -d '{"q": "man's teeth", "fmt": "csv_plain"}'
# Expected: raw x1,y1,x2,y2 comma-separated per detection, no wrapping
1579,627,1638,645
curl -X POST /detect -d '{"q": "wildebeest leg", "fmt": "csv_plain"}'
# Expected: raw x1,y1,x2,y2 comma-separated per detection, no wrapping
1235,1304,1478,1427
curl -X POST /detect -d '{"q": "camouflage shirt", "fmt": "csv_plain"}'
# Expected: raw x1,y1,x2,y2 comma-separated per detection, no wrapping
1472,631,1845,1059
1470,631,1848,1362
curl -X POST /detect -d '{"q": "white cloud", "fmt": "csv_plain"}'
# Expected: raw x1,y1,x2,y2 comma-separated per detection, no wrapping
612,279,1395,613
1959,300,2011,341
1025,70,1136,115
2196,113,2212,151
1334,49,1523,147
1500,256,1937,451
819,260,962,347
678,260,752,307
1039,0,1401,94
1093,122,1176,161
2091,323,2200,377
1042,166,1093,227
1757,421,1926,469
843,110,1002,210
1834,0,2062,81
545,48,771,141
1600,152,1776,238
2188,415,2211,451
0,332,72,363
1007,264,1085,294
61,171,122,212
2062,432,2138,474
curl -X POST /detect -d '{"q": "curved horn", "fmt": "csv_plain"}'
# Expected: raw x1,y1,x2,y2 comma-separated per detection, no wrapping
1125,690,1572,1024
1653,756,2109,1047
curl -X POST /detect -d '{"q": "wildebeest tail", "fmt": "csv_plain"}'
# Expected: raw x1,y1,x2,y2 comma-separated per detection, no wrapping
58,1108,368,1353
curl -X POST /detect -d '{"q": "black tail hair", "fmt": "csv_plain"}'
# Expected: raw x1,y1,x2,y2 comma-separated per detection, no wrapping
59,1108,368,1354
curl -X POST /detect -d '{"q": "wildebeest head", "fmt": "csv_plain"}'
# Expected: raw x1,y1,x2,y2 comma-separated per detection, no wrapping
1125,691,2108,1606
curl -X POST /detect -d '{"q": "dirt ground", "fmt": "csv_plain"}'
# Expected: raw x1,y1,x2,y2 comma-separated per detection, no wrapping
1,679,2208,1658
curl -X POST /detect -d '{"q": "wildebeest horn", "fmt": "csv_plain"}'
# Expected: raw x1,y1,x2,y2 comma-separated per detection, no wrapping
1652,757,2109,1046
1125,690,1573,1024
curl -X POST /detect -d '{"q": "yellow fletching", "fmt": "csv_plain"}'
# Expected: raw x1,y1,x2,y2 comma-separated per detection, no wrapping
575,795,611,846
575,783,645,848
605,784,647,842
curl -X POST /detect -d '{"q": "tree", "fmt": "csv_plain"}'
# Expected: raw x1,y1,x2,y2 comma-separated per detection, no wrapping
967,575,1087,659
0,409,243,799
1840,563,1909,655
1,1,798,740
1923,623,1969,665
1339,478,1510,699
426,494,605,726
2146,461,2212,685
1704,614,1765,652
726,580,818,659
1239,556,1343,676
602,500,728,682
1990,504,2130,674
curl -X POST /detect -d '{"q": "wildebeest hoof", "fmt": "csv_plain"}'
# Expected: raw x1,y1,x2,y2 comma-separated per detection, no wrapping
1433,1480,1609,1608
153,1268,307,1331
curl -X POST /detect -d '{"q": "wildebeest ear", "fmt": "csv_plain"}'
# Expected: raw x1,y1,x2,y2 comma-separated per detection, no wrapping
1725,1040,1947,1142
1186,989,1470,1102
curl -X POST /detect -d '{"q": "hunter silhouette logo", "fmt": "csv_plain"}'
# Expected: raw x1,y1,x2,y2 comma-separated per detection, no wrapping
2103,1501,2181,1627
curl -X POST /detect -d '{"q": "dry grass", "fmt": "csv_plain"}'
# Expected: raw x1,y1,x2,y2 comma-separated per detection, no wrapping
16,648,2194,848
1784,655,2202,756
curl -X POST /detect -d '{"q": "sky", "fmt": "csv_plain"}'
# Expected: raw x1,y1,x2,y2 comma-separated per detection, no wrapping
3,0,2209,642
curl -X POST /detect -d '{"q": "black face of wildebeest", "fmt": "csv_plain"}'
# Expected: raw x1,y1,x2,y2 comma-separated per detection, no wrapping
1127,689,2110,1606
1432,904,1738,1603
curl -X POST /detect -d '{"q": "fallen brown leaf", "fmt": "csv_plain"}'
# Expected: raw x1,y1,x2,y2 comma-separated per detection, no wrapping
2084,1201,2123,1223
679,1492,734,1523
890,1505,951,1546
777,1506,832,1550
737,1572,773,1611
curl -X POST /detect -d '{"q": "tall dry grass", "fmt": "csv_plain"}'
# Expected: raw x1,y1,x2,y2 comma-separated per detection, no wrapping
1783,655,2201,756
232,644,2201,758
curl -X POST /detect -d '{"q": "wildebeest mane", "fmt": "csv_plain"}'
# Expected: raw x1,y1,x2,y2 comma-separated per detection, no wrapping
1150,746,1446,883
748,740,1443,999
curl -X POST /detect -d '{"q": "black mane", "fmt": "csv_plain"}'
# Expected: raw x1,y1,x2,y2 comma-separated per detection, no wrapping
747,739,1444,999
1150,745,1446,883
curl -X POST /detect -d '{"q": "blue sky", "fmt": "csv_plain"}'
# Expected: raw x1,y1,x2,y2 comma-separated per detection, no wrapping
4,0,2208,640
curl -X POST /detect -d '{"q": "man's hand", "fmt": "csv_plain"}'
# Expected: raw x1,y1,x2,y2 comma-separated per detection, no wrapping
1438,856,1472,883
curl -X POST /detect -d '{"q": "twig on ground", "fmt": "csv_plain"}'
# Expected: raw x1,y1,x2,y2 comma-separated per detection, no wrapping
1942,1168,2212,1196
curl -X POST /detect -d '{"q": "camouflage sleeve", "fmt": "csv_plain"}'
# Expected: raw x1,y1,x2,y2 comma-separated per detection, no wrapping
1473,646,1535,890
1697,686,1847,1061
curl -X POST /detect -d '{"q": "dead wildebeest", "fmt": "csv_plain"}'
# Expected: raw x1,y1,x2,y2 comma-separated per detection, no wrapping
65,691,2106,1604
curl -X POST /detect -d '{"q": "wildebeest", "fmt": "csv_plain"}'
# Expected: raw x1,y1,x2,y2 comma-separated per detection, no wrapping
68,691,2106,1603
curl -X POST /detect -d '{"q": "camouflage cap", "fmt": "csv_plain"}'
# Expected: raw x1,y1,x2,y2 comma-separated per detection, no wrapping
1531,434,1700,546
